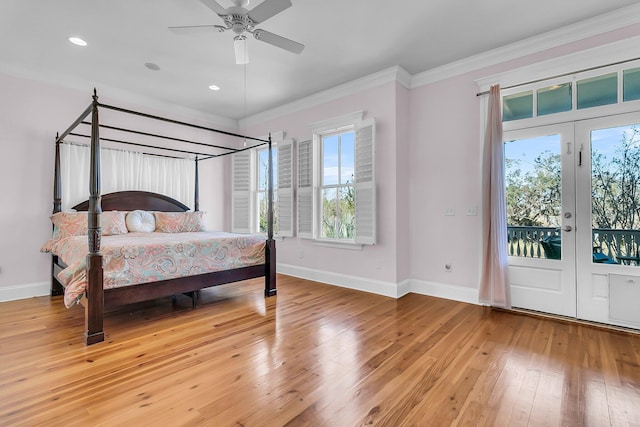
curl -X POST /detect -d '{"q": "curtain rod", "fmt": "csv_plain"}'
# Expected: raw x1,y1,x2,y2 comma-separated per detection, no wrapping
476,56,640,96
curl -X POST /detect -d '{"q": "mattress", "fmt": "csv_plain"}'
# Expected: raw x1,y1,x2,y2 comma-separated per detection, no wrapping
48,231,267,307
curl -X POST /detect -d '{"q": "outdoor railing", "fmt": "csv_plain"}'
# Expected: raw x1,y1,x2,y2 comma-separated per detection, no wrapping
507,226,640,265
507,226,558,258
593,228,640,264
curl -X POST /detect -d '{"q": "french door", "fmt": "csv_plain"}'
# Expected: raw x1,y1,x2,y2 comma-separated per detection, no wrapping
504,123,576,317
504,112,640,328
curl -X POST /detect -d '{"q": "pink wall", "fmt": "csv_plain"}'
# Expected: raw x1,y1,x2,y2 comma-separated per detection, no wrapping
0,75,87,289
395,84,411,283
409,74,482,288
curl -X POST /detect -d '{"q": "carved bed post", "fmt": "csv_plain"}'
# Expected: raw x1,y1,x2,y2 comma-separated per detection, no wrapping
265,133,277,296
85,89,105,345
51,135,64,296
194,157,200,212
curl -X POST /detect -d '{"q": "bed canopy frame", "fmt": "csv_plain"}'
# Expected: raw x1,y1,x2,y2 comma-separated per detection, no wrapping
51,89,276,345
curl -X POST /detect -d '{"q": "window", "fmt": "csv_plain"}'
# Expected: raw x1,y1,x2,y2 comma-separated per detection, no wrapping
257,147,278,234
231,132,293,237
298,112,376,245
320,129,355,239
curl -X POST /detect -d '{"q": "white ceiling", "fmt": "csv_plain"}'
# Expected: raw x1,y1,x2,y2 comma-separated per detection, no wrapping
1,0,640,122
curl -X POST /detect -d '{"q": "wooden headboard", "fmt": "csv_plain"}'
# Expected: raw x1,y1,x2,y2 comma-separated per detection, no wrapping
72,191,190,212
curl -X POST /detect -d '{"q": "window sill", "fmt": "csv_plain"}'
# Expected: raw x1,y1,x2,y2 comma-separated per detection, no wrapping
313,240,363,251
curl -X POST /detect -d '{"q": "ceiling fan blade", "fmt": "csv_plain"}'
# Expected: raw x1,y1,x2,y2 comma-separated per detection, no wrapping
168,25,222,34
199,0,228,16
248,0,292,23
253,29,304,54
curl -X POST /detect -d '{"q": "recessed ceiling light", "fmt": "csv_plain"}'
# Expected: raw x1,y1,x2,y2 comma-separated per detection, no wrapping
208,85,221,91
68,37,87,47
144,62,161,71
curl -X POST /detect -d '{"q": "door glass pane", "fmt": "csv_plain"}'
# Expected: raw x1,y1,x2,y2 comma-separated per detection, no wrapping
591,124,640,266
504,135,562,259
623,67,640,102
537,83,572,116
577,73,617,109
503,91,533,122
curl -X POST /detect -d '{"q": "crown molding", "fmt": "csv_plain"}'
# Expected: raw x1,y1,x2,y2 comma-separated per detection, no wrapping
411,3,640,89
474,35,640,93
239,65,410,129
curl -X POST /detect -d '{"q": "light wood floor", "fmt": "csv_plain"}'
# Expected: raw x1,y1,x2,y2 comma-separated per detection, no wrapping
1,274,640,426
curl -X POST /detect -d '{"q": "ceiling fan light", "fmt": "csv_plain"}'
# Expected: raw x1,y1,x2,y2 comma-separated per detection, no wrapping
234,36,249,64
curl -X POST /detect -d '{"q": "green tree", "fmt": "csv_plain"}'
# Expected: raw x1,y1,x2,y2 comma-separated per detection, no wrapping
505,150,561,227
591,127,640,230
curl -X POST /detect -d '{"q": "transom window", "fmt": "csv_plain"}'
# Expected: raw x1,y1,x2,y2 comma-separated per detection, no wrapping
503,64,640,122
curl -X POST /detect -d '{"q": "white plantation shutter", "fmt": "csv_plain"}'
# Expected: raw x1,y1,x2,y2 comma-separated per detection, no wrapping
232,150,252,233
354,118,376,245
277,139,294,237
297,139,314,239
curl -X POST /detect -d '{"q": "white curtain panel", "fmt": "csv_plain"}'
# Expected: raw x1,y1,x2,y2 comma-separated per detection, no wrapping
479,85,510,308
60,144,195,211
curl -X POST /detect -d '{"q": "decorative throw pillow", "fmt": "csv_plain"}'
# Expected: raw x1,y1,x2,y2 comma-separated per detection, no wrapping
41,211,127,252
126,210,156,232
50,211,88,240
101,211,128,236
154,211,205,233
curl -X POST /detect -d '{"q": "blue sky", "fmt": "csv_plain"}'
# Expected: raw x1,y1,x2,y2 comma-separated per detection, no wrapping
323,131,354,185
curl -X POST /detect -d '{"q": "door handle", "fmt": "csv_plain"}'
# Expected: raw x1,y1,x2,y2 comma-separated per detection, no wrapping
563,225,573,232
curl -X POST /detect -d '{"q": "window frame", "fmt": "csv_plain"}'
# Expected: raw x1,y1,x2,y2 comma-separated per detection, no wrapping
318,126,356,242
231,131,290,237
299,111,376,247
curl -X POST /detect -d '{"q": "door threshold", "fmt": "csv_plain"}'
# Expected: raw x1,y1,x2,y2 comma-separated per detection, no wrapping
494,307,640,336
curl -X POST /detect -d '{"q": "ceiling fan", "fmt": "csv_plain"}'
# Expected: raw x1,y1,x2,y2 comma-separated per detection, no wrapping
169,0,305,64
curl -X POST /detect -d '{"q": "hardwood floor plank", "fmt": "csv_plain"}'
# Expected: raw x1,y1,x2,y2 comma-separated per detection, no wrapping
1,274,640,426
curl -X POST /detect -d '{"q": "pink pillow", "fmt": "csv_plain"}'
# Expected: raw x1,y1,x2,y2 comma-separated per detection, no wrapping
41,211,127,253
101,211,128,236
154,211,205,233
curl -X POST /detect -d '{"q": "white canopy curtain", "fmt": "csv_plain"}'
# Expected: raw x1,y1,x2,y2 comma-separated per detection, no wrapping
479,85,510,308
60,143,195,211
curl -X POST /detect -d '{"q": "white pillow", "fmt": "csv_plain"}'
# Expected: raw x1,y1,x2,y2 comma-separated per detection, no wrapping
126,210,156,232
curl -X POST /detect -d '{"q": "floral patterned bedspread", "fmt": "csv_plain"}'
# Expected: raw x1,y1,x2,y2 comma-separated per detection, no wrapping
48,231,267,307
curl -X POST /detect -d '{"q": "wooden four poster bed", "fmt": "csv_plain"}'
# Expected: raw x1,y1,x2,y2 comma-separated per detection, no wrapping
46,90,276,345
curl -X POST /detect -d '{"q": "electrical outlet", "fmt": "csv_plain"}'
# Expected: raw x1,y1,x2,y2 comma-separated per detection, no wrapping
444,207,455,216
445,263,452,272
466,207,477,216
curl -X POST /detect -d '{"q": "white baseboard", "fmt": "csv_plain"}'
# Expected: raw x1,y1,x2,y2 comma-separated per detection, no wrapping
278,263,404,298
277,264,476,305
397,279,411,298
0,281,50,303
409,279,480,305
1,274,479,307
